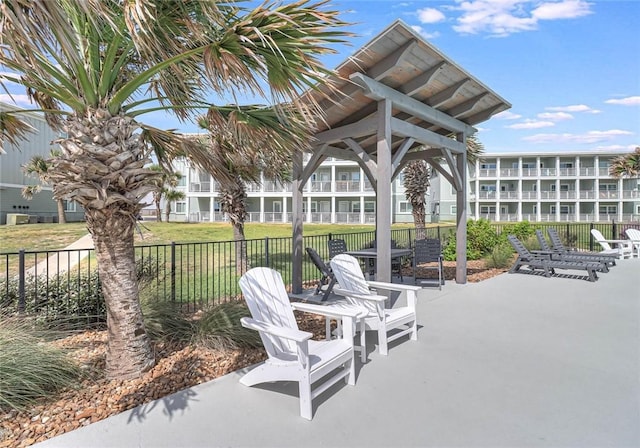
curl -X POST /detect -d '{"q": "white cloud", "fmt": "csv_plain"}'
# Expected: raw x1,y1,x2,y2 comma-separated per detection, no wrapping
537,111,573,121
545,104,600,114
523,129,633,144
411,25,440,40
605,96,640,106
594,144,640,151
451,0,593,37
507,119,555,129
493,110,522,120
532,0,593,20
417,7,446,24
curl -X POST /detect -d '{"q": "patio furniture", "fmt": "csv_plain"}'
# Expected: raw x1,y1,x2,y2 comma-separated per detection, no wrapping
305,247,337,301
412,238,444,289
361,239,407,280
590,229,633,259
507,235,601,282
535,230,613,271
345,246,413,281
624,228,640,258
239,267,360,420
547,228,617,265
330,253,422,356
328,238,348,259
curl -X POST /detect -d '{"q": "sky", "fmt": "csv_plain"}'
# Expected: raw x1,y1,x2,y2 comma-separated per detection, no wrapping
1,0,638,156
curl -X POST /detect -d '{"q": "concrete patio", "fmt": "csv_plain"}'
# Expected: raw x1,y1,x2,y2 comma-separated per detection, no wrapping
36,258,640,447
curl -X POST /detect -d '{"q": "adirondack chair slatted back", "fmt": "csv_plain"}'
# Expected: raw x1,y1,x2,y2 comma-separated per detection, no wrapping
590,229,613,251
239,268,298,358
625,228,640,241
330,254,379,315
535,230,552,251
414,238,442,264
547,228,567,251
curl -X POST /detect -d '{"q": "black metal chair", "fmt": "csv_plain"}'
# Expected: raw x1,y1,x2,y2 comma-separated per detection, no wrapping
305,247,337,301
412,238,444,289
328,238,347,259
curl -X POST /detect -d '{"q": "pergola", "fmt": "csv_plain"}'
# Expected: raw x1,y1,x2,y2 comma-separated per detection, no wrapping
291,20,511,293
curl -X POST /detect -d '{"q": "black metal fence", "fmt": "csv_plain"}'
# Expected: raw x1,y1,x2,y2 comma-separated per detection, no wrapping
1,222,636,321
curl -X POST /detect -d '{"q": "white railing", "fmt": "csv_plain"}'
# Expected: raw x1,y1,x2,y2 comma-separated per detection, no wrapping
579,167,596,176
478,169,497,177
540,168,557,176
309,212,332,223
521,191,537,200
521,168,537,177
263,212,284,222
539,191,557,200
599,191,619,199
501,213,519,221
559,168,576,176
478,191,497,199
189,182,211,192
499,168,519,177
559,191,577,199
579,191,596,199
335,212,361,223
335,181,360,192
622,190,640,198
310,181,331,192
499,191,518,200
599,168,611,176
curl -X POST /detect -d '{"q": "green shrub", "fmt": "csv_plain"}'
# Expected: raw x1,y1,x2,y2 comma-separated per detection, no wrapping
0,315,82,411
193,301,262,350
443,219,499,261
484,242,514,269
499,221,536,242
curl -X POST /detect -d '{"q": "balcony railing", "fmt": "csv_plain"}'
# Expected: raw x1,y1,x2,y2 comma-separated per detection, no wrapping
558,191,577,199
579,167,596,176
599,191,619,199
335,212,362,223
521,168,537,177
499,168,519,177
335,180,360,192
540,168,556,176
310,181,331,192
521,191,537,200
478,191,497,199
539,191,557,200
478,169,497,177
499,191,518,200
189,182,211,192
559,168,576,176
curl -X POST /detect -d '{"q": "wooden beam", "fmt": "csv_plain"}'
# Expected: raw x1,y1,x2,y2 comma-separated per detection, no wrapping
427,159,456,187
427,78,470,108
350,72,476,135
300,144,329,186
376,99,393,283
390,117,467,153
455,138,468,284
344,138,378,192
367,40,417,80
314,115,377,144
391,137,415,173
445,92,489,118
400,61,446,96
463,103,506,125
291,150,304,293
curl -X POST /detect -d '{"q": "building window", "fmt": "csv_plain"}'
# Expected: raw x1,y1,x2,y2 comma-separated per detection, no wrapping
559,162,573,168
398,201,412,213
175,201,186,214
450,205,457,215
560,184,569,191
352,201,361,213
364,201,375,213
177,173,186,187
480,206,496,214
63,200,76,212
599,183,617,191
599,205,616,214
480,163,496,169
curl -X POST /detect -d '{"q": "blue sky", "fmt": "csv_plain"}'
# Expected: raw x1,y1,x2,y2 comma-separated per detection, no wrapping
327,0,640,154
1,0,638,155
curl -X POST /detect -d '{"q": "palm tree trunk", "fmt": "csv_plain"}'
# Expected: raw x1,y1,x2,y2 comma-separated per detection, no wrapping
412,205,426,240
87,207,154,379
56,199,67,224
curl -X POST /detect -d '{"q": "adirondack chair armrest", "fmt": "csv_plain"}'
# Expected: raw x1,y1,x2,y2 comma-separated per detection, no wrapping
240,317,312,343
366,281,422,293
291,302,365,319
332,287,388,303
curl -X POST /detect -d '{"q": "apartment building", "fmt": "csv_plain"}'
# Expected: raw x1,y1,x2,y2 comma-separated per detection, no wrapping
0,102,84,225
169,149,639,225
466,151,640,223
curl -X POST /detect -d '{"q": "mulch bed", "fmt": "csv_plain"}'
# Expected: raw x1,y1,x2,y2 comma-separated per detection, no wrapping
0,260,506,448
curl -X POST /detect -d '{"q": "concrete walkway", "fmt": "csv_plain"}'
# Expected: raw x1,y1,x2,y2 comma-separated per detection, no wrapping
26,233,94,278
35,258,640,447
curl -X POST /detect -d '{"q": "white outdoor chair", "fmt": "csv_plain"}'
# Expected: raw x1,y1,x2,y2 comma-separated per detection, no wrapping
590,229,633,259
624,228,640,258
239,267,360,420
330,253,422,356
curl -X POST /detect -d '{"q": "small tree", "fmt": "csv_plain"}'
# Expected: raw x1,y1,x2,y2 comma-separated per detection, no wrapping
610,147,640,178
22,151,67,224
163,189,186,222
149,165,182,222
402,160,430,240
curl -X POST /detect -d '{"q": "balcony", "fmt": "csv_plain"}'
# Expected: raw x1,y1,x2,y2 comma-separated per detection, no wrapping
539,191,557,200
499,191,518,200
501,213,519,221
335,180,361,192
189,182,211,193
579,167,596,176
558,191,577,199
499,168,519,177
263,212,284,222
598,191,619,199
521,168,537,177
559,168,576,176
580,190,596,199
263,181,283,192
335,212,362,223
478,169,497,177
478,191,497,199
310,181,331,192
622,190,640,199
521,191,537,200
309,212,332,223
540,168,557,177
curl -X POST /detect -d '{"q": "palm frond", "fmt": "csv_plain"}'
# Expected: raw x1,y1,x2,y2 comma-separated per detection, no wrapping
0,112,36,152
609,147,640,178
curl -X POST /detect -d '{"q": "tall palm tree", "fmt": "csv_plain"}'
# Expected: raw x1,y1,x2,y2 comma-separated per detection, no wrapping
21,150,67,224
403,134,484,238
609,147,640,178
0,0,350,380
197,108,297,273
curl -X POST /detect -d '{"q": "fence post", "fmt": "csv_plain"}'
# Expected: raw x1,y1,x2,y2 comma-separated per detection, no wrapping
589,223,594,251
612,220,617,239
264,237,270,266
437,225,441,241
170,242,176,302
18,249,25,313
565,223,570,248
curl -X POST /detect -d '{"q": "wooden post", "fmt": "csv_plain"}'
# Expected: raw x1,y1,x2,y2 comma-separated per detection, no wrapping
455,133,468,284
376,99,392,283
292,150,304,293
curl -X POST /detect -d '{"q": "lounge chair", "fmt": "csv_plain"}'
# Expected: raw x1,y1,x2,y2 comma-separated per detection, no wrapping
624,228,640,258
507,235,601,282
239,267,361,420
330,253,422,356
535,229,614,270
590,229,633,259
305,247,337,301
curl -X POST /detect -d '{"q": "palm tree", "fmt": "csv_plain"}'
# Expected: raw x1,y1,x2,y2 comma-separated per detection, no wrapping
21,150,67,224
149,165,182,222
403,134,484,239
197,109,296,273
163,189,186,222
0,1,350,380
610,147,640,178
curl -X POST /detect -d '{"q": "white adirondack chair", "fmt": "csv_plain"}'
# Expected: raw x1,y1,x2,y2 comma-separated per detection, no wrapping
590,229,633,259
239,267,360,420
329,253,422,356
625,228,640,258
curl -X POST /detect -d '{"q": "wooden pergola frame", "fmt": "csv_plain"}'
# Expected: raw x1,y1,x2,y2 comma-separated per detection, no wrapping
290,20,510,293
